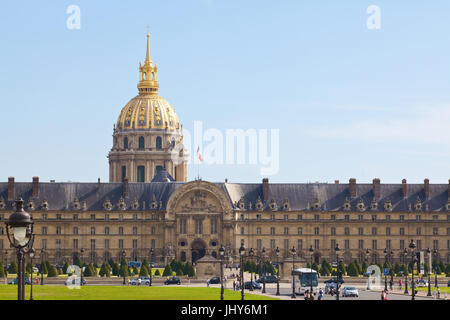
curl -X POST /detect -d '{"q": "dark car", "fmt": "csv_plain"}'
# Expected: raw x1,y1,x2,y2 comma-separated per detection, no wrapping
256,275,278,283
244,281,262,290
447,280,450,287
8,278,31,285
164,276,181,285
208,277,221,284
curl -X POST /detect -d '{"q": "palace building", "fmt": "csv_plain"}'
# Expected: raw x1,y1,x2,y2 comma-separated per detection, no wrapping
1,34,450,271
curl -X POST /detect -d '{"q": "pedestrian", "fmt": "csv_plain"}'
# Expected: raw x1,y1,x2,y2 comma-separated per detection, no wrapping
318,288,324,300
381,290,385,300
437,287,440,299
304,290,309,300
389,279,393,291
206,279,210,287
384,290,388,300
233,280,236,291
399,279,402,290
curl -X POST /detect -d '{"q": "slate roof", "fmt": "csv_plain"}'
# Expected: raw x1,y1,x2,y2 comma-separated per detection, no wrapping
0,181,448,212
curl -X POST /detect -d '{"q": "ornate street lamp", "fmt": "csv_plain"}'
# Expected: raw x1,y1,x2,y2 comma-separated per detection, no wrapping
335,243,340,301
80,248,85,286
433,249,438,290
426,248,432,296
403,248,409,294
389,249,394,290
261,247,266,294
309,245,314,298
365,248,370,290
4,250,8,284
121,250,127,285
149,248,154,286
5,198,34,300
219,245,225,300
238,241,246,301
409,240,417,301
29,248,35,300
275,247,280,296
40,249,45,285
248,248,254,291
290,246,296,299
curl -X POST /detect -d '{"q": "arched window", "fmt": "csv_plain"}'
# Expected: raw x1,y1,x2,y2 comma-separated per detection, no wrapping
124,137,128,149
138,136,145,150
171,138,175,148
156,136,162,149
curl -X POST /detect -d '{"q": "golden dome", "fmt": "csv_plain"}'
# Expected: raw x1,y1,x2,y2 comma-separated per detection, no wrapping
116,33,180,131
116,94,180,131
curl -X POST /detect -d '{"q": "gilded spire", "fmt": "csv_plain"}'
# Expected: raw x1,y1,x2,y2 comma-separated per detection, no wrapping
138,31,159,95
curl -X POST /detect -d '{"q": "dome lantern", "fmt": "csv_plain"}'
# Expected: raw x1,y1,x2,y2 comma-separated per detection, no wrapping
137,33,159,95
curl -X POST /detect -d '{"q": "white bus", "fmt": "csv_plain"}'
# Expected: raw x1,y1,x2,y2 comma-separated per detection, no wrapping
292,268,319,295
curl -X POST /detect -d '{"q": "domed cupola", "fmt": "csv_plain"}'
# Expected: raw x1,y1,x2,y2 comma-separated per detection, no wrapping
108,32,187,183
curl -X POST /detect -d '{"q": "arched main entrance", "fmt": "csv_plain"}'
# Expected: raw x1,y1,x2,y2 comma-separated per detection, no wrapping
191,239,206,263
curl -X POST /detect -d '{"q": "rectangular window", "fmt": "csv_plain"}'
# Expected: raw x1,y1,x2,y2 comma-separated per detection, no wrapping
358,240,363,249
91,227,95,235
314,239,320,250
399,215,404,221
400,228,405,235
56,227,61,235
119,214,123,221
416,215,421,221
73,239,78,249
256,214,261,221
73,227,78,235
386,240,391,250
270,239,275,249
433,240,438,250
42,227,47,235
210,218,218,234
371,215,377,221
104,227,109,235
344,227,350,236
56,214,62,220
90,239,95,250
151,239,155,249
133,227,138,235
119,239,124,249
132,239,138,249
270,227,275,235
257,239,262,250
151,226,155,234
314,227,319,235
105,239,110,249
358,227,363,235
433,215,438,221
314,215,319,221
417,240,422,250
90,214,95,220
42,213,47,220
433,228,438,235
386,215,390,221
180,218,187,234
386,227,391,236
344,215,349,221
137,166,145,183
345,240,350,249
297,239,303,250
358,215,363,221
331,215,336,221
284,239,289,249
256,227,261,235
105,214,109,221
297,227,302,235
241,227,245,235
42,239,47,249
284,227,289,235
372,239,377,250
0,239,3,249
400,240,405,250
284,214,289,221
119,227,123,235
416,228,421,235
56,239,61,249
297,215,302,221
195,219,203,234
372,227,377,235
121,166,126,182
331,227,336,236
73,214,78,220
270,214,275,220
331,239,336,250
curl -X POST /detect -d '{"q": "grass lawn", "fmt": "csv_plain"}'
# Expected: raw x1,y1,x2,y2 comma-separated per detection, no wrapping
0,285,278,300
417,287,450,294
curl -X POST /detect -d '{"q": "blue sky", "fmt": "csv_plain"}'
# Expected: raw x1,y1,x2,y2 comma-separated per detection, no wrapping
0,0,449,184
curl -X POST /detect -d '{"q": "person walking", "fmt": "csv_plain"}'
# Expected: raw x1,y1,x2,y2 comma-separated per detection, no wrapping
233,280,236,291
384,290,388,300
318,288,324,300
206,279,210,287
381,290,385,300
389,279,393,291
399,279,402,290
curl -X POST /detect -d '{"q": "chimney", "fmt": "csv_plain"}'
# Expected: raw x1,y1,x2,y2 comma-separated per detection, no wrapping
334,180,339,184
123,177,129,198
349,178,357,198
8,177,15,201
32,176,39,198
402,179,407,198
262,178,269,201
372,178,380,200
97,178,101,191
424,178,430,200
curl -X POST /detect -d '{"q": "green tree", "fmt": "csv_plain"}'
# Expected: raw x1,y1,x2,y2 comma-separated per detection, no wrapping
47,264,58,277
438,261,445,274
142,259,149,271
132,266,139,276
155,269,161,276
8,262,18,274
111,262,120,276
139,265,149,277
99,263,110,277
311,262,319,272
119,264,130,277
337,261,346,276
40,261,48,275
445,264,450,277
26,262,33,274
74,257,82,268
176,267,184,276
347,262,359,277
187,263,196,277
354,260,362,275
62,262,69,274
361,261,368,274
162,265,173,277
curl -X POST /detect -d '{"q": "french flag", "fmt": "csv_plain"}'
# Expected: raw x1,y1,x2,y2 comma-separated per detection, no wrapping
196,146,203,162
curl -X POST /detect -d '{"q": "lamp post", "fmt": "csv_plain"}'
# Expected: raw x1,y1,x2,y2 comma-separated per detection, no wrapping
219,245,225,300
261,247,266,294
365,248,370,290
426,248,432,296
80,248,85,286
5,198,34,300
390,249,394,290
383,248,388,291
248,248,254,291
275,247,280,296
335,243,340,301
433,249,438,290
409,240,417,301
309,245,314,297
40,249,45,285
239,241,246,301
3,250,7,284
403,248,408,294
29,248,35,300
121,250,126,285
290,246,296,299
149,248,154,286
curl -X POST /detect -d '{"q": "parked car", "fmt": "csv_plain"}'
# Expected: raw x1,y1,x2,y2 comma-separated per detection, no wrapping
164,276,181,285
256,275,278,283
447,280,450,287
8,278,31,285
129,277,150,286
324,278,344,284
243,281,262,290
417,280,428,287
64,278,86,286
342,286,359,297
208,277,221,284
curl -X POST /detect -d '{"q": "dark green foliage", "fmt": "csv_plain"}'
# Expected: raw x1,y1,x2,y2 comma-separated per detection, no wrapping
132,266,139,276
361,261,368,274
162,265,173,277
47,264,58,277
337,261,346,275
74,257,82,268
8,262,18,274
99,263,111,277
26,262,33,274
0,262,5,277
346,261,359,276
176,267,184,276
155,269,161,276
312,262,319,272
111,262,120,276
139,265,149,277
320,260,332,276
445,264,450,277
62,262,69,274
142,259,149,271
40,261,48,275
119,264,130,277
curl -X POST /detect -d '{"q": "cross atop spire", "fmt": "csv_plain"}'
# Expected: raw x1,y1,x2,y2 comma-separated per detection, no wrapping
145,27,152,65
138,31,159,95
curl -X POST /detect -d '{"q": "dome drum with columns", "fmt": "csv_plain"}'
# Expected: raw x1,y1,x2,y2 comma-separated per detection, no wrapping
108,33,187,183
